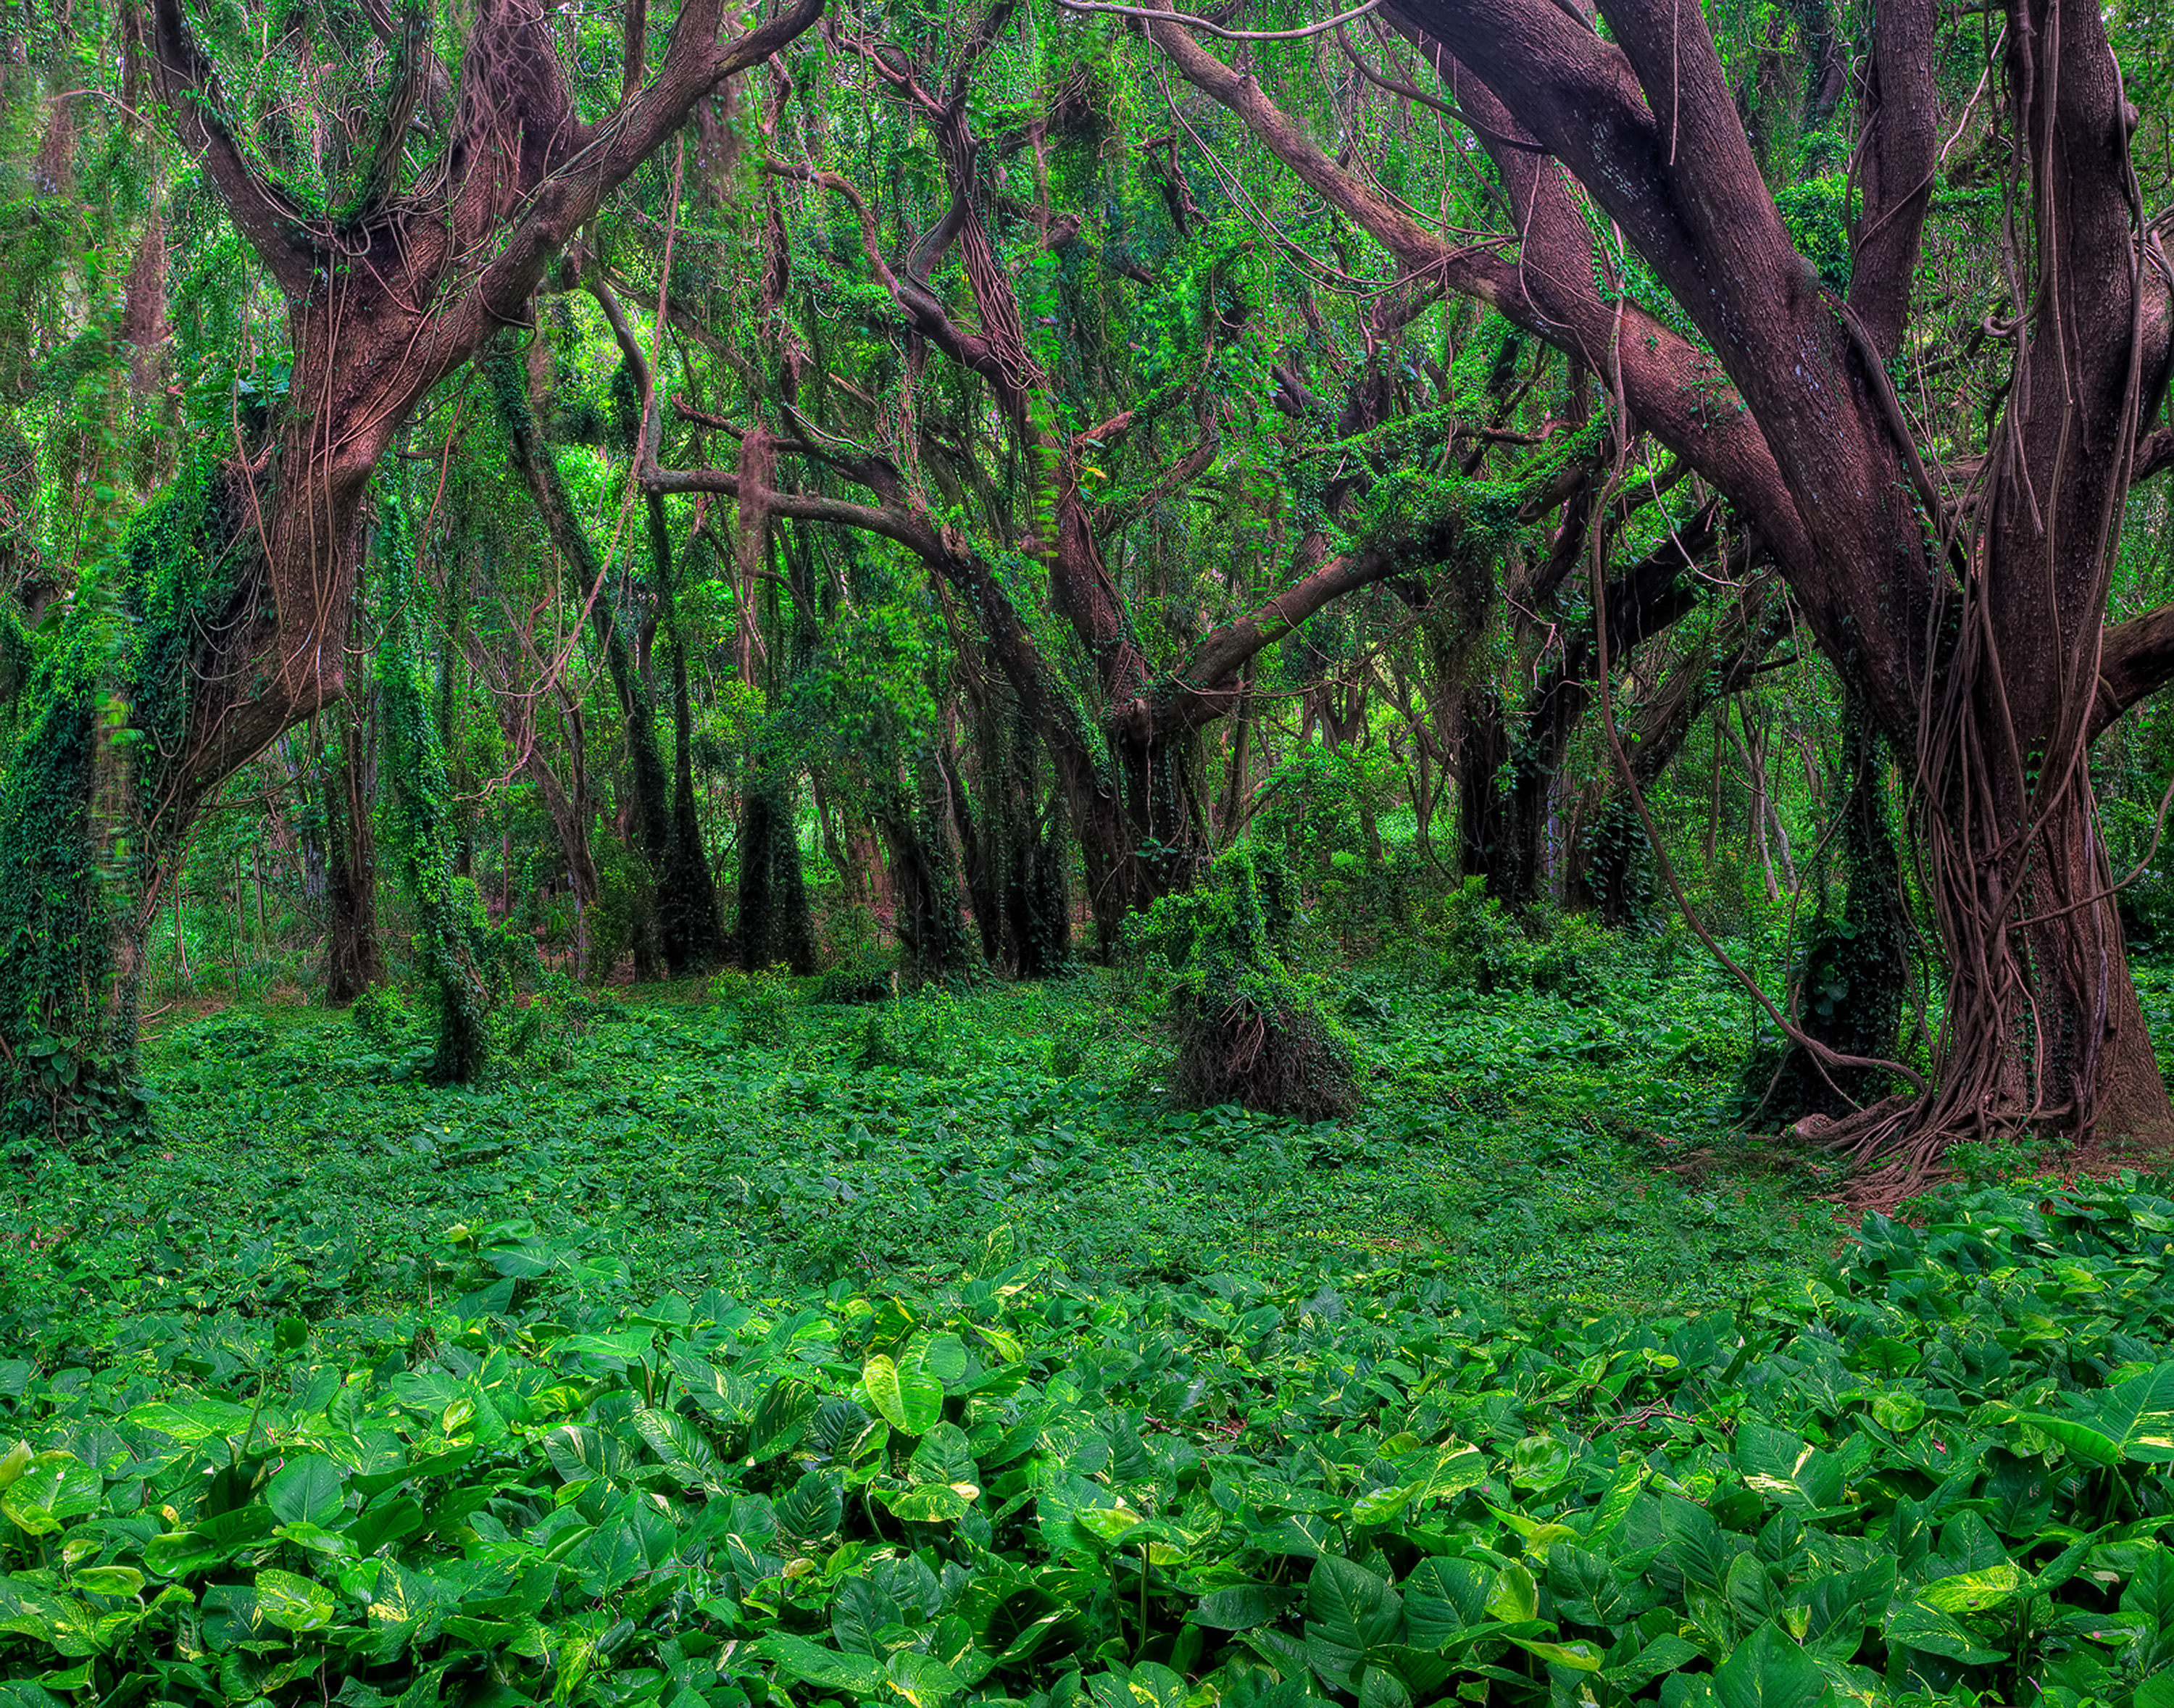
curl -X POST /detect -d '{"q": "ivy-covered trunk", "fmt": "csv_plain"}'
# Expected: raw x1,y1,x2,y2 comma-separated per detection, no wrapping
736,778,817,975
872,750,980,983
375,484,492,1086
1746,701,1909,1122
322,687,383,1005
643,490,728,974
0,464,261,1141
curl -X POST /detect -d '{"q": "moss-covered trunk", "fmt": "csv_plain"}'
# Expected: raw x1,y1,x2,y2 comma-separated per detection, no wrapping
736,778,816,975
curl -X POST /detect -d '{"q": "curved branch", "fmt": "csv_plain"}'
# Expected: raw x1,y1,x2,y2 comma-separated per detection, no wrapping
2094,603,2174,738
1146,7,1823,601
150,0,319,296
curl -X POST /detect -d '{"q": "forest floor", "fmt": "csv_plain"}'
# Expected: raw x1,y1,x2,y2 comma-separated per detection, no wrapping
13,959,2174,1704
7,953,1844,1365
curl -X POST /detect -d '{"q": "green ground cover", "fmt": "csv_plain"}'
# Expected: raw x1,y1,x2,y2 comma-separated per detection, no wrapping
6,966,2174,1707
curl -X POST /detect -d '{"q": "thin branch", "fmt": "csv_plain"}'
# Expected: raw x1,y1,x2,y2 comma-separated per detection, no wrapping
1057,0,1382,40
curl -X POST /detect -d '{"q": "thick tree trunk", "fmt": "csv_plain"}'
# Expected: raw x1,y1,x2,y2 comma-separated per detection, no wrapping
1750,703,1907,1123
644,491,728,973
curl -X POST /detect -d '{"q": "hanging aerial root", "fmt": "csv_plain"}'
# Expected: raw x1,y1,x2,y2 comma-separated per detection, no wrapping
1169,991,1357,1121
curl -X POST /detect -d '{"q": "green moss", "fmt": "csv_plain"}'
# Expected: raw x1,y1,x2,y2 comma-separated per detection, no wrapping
0,465,237,1149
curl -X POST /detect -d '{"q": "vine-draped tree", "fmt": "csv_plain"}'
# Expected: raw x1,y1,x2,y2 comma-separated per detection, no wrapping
0,0,818,1135
1120,0,2174,1173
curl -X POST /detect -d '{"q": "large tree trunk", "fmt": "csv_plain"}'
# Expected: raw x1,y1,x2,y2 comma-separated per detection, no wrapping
872,750,980,982
1749,699,1909,1124
644,491,729,973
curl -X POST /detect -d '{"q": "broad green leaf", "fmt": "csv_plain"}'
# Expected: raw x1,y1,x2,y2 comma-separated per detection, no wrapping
1871,1392,1925,1434
125,1398,254,1444
1404,1557,1491,1646
1308,1553,1402,1654
2138,1673,2174,1708
2123,1547,2174,1630
1604,1633,1706,1690
917,1333,970,1388
1883,1599,2005,1665
1917,1559,2021,1615
668,1346,754,1420
883,1482,975,1523
144,1505,276,1578
886,1649,965,1707
1195,1584,1290,1630
559,1328,658,1366
1398,1444,1487,1504
1507,1435,1573,1492
544,1424,633,1486
1512,1637,1603,1671
760,1631,888,1696
1074,1504,1145,1544
1709,1622,1832,1708
635,1406,725,1488
832,1578,904,1657
69,1567,143,1597
254,1568,334,1633
2023,1362,2174,1467
1737,1423,1845,1512
1485,1562,1539,1625
864,1354,943,1436
1356,1663,1412,1708
1584,1459,1648,1542
267,1455,345,1528
751,1375,820,1457
1,1455,101,1536
778,1466,846,1544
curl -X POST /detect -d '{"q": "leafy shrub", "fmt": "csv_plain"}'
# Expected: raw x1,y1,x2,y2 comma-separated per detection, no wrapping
1130,846,1357,1120
585,835,651,983
1528,909,1612,1002
348,985,414,1051
734,968,794,1049
809,954,896,1006
1049,1011,1098,1078
854,987,981,1072
175,1007,274,1060
504,969,593,1069
1431,875,1536,993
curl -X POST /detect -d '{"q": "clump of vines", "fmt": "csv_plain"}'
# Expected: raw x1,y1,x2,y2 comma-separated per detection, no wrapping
374,475,495,1086
1129,845,1357,1121
0,461,239,1148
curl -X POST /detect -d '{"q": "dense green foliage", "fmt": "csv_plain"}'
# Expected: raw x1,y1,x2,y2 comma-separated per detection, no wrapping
9,0,2174,1702
11,971,2174,1705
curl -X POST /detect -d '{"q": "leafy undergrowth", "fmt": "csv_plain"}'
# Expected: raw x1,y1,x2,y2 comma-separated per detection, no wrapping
6,1182,2174,1706
3,961,1831,1367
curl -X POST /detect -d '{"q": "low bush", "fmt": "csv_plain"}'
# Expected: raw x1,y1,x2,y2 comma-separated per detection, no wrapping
1130,849,1358,1121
